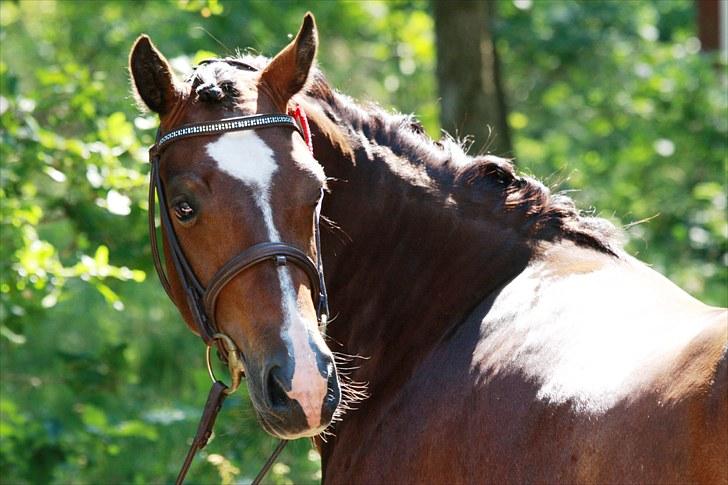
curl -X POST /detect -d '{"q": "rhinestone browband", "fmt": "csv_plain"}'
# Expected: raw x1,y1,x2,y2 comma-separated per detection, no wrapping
155,114,302,153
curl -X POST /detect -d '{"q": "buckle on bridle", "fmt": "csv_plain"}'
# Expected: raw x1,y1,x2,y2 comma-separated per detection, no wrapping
205,333,245,395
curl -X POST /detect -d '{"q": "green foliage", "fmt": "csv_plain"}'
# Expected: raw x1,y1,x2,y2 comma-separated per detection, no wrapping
0,0,725,483
497,0,726,304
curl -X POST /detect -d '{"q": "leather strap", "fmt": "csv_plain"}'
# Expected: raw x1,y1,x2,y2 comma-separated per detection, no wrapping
175,381,229,485
203,242,323,327
157,114,302,152
147,112,327,345
252,440,289,485
175,381,289,485
146,93,328,483
148,160,173,299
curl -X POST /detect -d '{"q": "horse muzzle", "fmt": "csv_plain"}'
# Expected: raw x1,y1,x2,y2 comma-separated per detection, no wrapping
248,349,341,438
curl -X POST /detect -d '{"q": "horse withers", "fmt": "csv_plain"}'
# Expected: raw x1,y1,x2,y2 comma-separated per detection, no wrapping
130,12,728,484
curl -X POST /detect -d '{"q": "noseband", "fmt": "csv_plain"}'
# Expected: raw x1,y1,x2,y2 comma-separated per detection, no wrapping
148,102,328,483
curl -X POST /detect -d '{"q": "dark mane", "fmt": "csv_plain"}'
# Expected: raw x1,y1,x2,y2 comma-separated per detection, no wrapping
302,69,619,255
195,55,620,255
452,157,619,254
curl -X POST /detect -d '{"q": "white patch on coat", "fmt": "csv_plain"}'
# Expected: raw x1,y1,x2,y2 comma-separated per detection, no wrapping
206,131,328,429
473,247,713,414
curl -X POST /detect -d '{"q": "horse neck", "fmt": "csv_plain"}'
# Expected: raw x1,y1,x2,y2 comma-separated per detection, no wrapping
305,92,532,388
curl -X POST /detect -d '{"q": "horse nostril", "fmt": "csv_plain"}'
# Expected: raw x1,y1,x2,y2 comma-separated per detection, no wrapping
266,366,290,409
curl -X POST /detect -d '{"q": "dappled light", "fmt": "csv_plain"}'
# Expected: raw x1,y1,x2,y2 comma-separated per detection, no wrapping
1,0,725,483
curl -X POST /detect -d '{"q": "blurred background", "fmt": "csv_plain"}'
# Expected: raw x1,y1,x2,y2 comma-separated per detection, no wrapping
1,0,725,483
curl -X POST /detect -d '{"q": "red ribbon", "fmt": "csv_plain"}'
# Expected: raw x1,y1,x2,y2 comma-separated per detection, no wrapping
291,104,313,154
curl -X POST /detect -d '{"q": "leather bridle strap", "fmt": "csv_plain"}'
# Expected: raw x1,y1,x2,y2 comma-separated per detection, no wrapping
152,157,215,342
175,381,228,485
148,160,173,299
174,380,288,485
156,114,302,152
203,242,323,327
252,440,288,484
149,110,326,484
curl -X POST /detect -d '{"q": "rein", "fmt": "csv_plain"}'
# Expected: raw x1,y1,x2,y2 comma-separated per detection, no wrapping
148,99,328,483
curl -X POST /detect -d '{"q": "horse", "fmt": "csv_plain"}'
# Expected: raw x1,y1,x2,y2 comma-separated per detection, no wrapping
129,13,728,484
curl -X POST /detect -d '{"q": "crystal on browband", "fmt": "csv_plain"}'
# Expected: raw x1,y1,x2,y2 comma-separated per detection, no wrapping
156,114,302,152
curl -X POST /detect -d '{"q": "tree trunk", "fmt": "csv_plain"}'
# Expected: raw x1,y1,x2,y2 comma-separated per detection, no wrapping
695,0,723,52
433,0,512,156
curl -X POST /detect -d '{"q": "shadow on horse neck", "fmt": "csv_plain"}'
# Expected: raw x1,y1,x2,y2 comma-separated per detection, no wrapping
131,15,726,479
290,70,620,440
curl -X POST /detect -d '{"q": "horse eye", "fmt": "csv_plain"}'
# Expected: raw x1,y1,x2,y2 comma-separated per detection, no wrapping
173,200,196,222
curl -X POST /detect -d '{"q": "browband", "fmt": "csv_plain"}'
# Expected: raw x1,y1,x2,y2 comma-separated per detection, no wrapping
155,114,303,154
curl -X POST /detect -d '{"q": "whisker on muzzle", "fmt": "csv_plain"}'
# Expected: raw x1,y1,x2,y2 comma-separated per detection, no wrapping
317,352,369,440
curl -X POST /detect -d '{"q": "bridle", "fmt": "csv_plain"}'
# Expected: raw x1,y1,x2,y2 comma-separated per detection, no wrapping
148,71,329,483
149,113,329,342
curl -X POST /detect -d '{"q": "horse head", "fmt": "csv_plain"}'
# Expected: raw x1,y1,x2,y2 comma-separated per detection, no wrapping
129,13,340,439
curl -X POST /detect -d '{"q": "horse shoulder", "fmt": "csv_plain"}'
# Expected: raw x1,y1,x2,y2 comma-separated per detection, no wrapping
478,242,726,411
464,241,727,481
322,243,727,483
652,312,728,483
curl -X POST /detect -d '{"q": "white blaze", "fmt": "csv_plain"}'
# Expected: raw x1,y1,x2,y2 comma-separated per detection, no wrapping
206,131,327,429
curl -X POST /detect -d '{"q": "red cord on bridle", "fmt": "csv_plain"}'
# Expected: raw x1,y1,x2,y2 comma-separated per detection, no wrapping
291,104,314,153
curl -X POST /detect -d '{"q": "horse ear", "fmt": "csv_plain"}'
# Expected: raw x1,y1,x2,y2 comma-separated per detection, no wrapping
129,35,179,115
261,12,318,108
